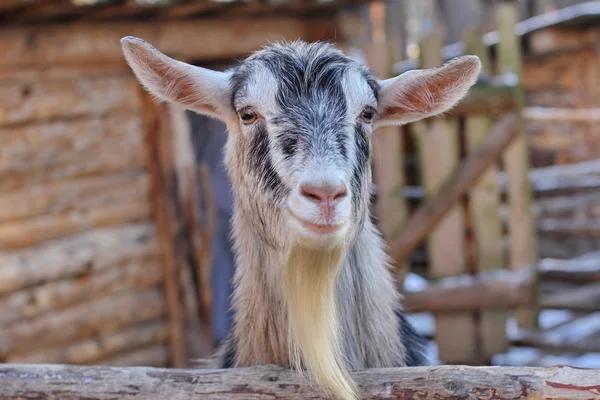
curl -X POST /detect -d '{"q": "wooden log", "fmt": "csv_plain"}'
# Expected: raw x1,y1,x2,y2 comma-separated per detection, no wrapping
0,256,163,326
524,115,600,168
527,26,599,56
538,219,600,236
7,320,169,365
512,311,600,353
0,196,151,250
0,17,337,68
0,288,166,359
0,223,158,295
0,363,597,399
523,47,599,107
403,269,535,314
388,113,519,268
538,256,600,282
0,113,147,192
0,171,149,223
0,64,130,81
541,283,600,312
0,74,140,126
92,344,170,368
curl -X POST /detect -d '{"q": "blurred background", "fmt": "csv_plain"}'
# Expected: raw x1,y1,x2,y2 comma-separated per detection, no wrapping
1,0,600,371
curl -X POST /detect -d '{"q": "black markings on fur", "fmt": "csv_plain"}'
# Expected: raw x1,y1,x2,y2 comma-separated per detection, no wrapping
218,334,237,368
396,310,428,366
351,124,370,211
249,123,283,194
280,133,298,158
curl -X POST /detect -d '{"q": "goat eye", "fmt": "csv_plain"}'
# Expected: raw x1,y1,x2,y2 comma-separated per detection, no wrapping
240,110,257,125
361,109,374,123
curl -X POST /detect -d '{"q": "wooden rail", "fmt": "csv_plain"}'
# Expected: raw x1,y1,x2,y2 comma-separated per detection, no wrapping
0,363,598,399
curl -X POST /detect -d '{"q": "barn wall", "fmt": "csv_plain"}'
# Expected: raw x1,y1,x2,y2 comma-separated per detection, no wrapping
0,28,169,367
522,27,600,168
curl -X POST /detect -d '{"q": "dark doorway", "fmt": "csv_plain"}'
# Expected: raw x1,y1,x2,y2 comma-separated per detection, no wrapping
187,60,236,345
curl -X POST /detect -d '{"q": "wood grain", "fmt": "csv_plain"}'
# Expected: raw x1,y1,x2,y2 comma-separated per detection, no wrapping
0,363,597,399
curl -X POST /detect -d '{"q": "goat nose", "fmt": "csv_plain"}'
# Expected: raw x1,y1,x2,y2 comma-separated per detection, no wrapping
300,183,348,203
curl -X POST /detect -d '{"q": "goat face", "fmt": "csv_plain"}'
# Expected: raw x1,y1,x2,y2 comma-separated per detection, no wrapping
121,38,481,250
228,42,379,249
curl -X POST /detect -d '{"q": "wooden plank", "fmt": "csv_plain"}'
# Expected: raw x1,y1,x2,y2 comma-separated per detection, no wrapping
168,103,213,355
0,256,163,326
140,91,205,368
464,28,509,363
0,113,148,192
0,223,158,294
497,1,539,330
0,74,141,126
388,113,519,271
366,1,409,289
414,29,476,365
0,288,166,359
0,363,597,399
418,31,470,364
0,17,337,67
8,320,169,365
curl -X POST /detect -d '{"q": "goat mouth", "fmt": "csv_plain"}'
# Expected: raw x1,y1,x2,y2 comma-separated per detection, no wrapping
289,212,343,235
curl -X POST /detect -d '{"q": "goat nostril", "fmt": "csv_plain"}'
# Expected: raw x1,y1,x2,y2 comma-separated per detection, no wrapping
334,188,348,201
300,186,323,202
300,184,348,203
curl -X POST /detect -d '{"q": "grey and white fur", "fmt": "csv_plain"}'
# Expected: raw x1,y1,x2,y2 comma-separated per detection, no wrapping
121,38,481,400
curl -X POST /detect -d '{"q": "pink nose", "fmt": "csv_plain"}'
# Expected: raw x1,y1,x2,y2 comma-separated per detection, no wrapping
300,183,348,203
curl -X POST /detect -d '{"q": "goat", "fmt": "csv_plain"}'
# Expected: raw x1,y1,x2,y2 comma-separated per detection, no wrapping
121,37,481,400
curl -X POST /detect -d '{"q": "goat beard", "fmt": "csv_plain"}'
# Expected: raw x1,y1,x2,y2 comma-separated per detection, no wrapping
282,244,358,400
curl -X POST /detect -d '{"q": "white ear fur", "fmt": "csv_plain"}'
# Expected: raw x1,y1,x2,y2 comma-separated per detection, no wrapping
374,55,482,128
121,36,234,122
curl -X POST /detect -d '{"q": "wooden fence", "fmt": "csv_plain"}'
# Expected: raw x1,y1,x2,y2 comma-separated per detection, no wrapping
361,1,539,366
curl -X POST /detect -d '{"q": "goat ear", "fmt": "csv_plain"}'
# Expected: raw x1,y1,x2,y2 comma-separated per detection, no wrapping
121,36,233,122
374,56,481,128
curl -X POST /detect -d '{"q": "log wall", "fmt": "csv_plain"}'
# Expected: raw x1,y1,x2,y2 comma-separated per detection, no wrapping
522,28,600,168
0,25,162,367
0,15,340,368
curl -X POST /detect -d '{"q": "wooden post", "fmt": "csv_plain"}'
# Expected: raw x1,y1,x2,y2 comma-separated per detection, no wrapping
496,0,540,330
140,93,213,368
464,29,510,362
413,29,478,364
365,0,410,289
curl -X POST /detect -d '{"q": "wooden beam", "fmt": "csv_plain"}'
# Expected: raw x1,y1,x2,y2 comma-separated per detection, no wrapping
448,84,518,115
161,0,243,18
403,269,534,314
0,16,337,68
0,363,597,399
140,92,206,368
388,113,519,273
